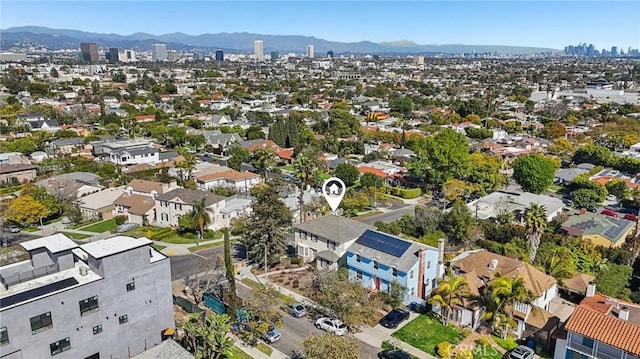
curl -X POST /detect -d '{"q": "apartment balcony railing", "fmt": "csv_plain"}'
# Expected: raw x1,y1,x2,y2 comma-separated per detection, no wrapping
567,341,623,359
0,264,60,290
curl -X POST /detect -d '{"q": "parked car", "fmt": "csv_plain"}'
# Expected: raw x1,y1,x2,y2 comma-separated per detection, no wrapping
378,349,412,359
288,303,307,318
314,317,348,336
115,223,139,233
601,209,618,218
261,326,281,344
587,207,598,213
562,199,574,207
508,345,535,359
624,214,638,221
606,194,617,201
3,225,20,233
379,308,410,329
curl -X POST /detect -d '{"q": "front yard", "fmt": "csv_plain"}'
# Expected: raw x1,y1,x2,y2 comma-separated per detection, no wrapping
78,219,117,233
391,315,466,357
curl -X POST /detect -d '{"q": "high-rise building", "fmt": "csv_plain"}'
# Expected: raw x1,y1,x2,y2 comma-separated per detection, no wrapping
80,43,99,63
254,40,264,61
327,50,334,59
306,45,315,58
167,50,179,62
270,51,279,62
108,48,119,63
151,44,167,62
0,234,174,359
611,46,618,57
413,56,425,65
215,50,224,61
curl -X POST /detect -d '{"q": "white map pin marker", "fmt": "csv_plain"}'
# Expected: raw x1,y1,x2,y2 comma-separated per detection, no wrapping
322,177,346,212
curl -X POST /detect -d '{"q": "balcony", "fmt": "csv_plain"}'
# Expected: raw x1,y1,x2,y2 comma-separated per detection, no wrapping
567,341,623,359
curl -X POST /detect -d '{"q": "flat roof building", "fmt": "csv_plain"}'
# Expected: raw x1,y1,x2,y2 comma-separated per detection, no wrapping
80,43,99,63
0,234,174,359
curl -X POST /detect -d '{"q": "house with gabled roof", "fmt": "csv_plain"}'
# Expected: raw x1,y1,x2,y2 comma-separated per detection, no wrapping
347,230,442,305
448,250,559,339
560,213,635,248
556,282,640,359
293,215,374,270
154,188,226,230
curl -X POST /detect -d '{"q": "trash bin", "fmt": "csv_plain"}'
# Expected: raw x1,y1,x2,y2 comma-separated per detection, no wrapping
410,301,417,311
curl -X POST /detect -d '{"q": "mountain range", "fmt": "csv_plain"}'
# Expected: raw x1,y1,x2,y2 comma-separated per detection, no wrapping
0,26,559,55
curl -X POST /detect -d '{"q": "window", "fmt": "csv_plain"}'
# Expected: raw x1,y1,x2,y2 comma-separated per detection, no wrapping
392,268,398,277
301,231,307,240
356,254,361,263
311,235,318,242
432,279,437,288
409,270,414,279
373,261,379,270
119,315,128,324
92,325,102,335
50,338,71,356
79,296,99,316
427,260,431,269
30,312,53,334
356,271,363,280
126,281,135,292
410,287,415,296
0,327,8,346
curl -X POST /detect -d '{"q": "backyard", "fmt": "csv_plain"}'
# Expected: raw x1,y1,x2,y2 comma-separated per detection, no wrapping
391,315,466,357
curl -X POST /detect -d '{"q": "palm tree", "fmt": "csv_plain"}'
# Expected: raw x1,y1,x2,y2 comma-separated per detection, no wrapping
179,313,234,359
293,155,316,223
251,148,275,179
524,203,547,262
428,274,469,325
481,275,531,339
191,198,212,239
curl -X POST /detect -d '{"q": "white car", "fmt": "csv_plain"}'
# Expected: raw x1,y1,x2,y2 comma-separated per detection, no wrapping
314,317,348,336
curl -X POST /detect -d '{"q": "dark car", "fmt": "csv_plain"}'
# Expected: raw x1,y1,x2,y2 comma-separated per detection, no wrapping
379,308,410,329
587,207,598,213
378,349,412,359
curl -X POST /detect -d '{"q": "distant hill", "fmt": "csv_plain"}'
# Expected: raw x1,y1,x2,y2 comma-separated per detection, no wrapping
0,26,560,55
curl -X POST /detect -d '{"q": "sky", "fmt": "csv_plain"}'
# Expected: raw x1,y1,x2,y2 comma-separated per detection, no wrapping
1,1,639,50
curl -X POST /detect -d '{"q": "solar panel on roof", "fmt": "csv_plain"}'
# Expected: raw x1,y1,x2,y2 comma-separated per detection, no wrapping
355,230,411,258
0,277,79,309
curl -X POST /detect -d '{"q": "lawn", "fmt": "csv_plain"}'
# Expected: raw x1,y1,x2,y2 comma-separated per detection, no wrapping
22,227,40,233
256,343,273,356
151,244,167,252
229,346,253,359
281,165,295,172
60,232,90,240
391,315,465,356
241,278,296,304
492,336,518,351
78,219,117,233
159,232,200,244
473,347,504,359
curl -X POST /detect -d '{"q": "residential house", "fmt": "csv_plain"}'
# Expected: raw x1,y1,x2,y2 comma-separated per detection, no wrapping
93,138,160,166
155,188,226,230
76,187,125,220
218,196,253,228
0,164,37,185
195,168,262,193
559,213,635,248
555,167,589,185
113,193,157,225
346,230,442,305
203,114,232,127
0,234,174,359
27,118,60,132
590,169,640,189
238,139,281,152
469,191,565,223
202,130,243,154
294,215,374,270
448,250,559,339
125,179,179,197
556,283,640,359
36,172,103,199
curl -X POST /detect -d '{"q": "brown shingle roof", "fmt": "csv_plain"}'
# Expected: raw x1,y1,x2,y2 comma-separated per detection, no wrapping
562,272,596,295
0,163,37,174
114,193,156,215
452,250,556,297
157,188,224,207
127,179,165,194
565,294,640,355
196,169,260,183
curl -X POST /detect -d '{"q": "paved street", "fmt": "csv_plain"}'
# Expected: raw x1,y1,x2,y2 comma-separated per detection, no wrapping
357,204,416,225
169,247,225,281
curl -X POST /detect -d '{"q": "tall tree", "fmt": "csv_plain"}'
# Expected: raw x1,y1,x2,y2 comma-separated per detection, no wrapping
3,195,46,225
242,184,292,268
334,163,360,187
191,199,212,238
407,129,471,189
524,203,547,262
223,229,239,321
240,285,284,346
303,333,361,359
438,200,473,245
251,148,275,179
294,155,316,223
429,274,469,325
512,154,555,194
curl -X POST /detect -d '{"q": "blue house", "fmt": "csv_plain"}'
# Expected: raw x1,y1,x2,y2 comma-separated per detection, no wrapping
346,230,441,305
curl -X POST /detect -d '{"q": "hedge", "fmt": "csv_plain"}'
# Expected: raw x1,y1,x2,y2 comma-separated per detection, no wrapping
389,187,423,199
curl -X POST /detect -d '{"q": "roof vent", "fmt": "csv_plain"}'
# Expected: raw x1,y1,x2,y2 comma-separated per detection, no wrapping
488,259,499,271
79,266,89,276
619,307,629,321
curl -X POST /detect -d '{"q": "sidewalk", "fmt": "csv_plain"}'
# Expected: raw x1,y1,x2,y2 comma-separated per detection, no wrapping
234,338,289,359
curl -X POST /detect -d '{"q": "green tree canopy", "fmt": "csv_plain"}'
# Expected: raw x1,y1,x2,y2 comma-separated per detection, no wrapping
512,154,555,194
572,144,612,166
595,263,632,300
303,333,361,359
334,163,360,187
438,200,473,245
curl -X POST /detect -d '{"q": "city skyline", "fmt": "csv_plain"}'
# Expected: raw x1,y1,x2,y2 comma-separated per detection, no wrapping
1,1,639,50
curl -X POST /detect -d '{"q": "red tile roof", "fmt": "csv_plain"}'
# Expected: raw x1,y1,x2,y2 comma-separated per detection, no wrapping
358,166,387,178
564,293,640,355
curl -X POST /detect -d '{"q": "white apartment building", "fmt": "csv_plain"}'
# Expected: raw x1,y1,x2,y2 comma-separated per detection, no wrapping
0,234,174,359
254,40,264,61
306,45,315,58
152,44,167,62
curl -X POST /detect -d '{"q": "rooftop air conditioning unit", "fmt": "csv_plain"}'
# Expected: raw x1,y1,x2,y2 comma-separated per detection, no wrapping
79,266,89,276
488,259,499,271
